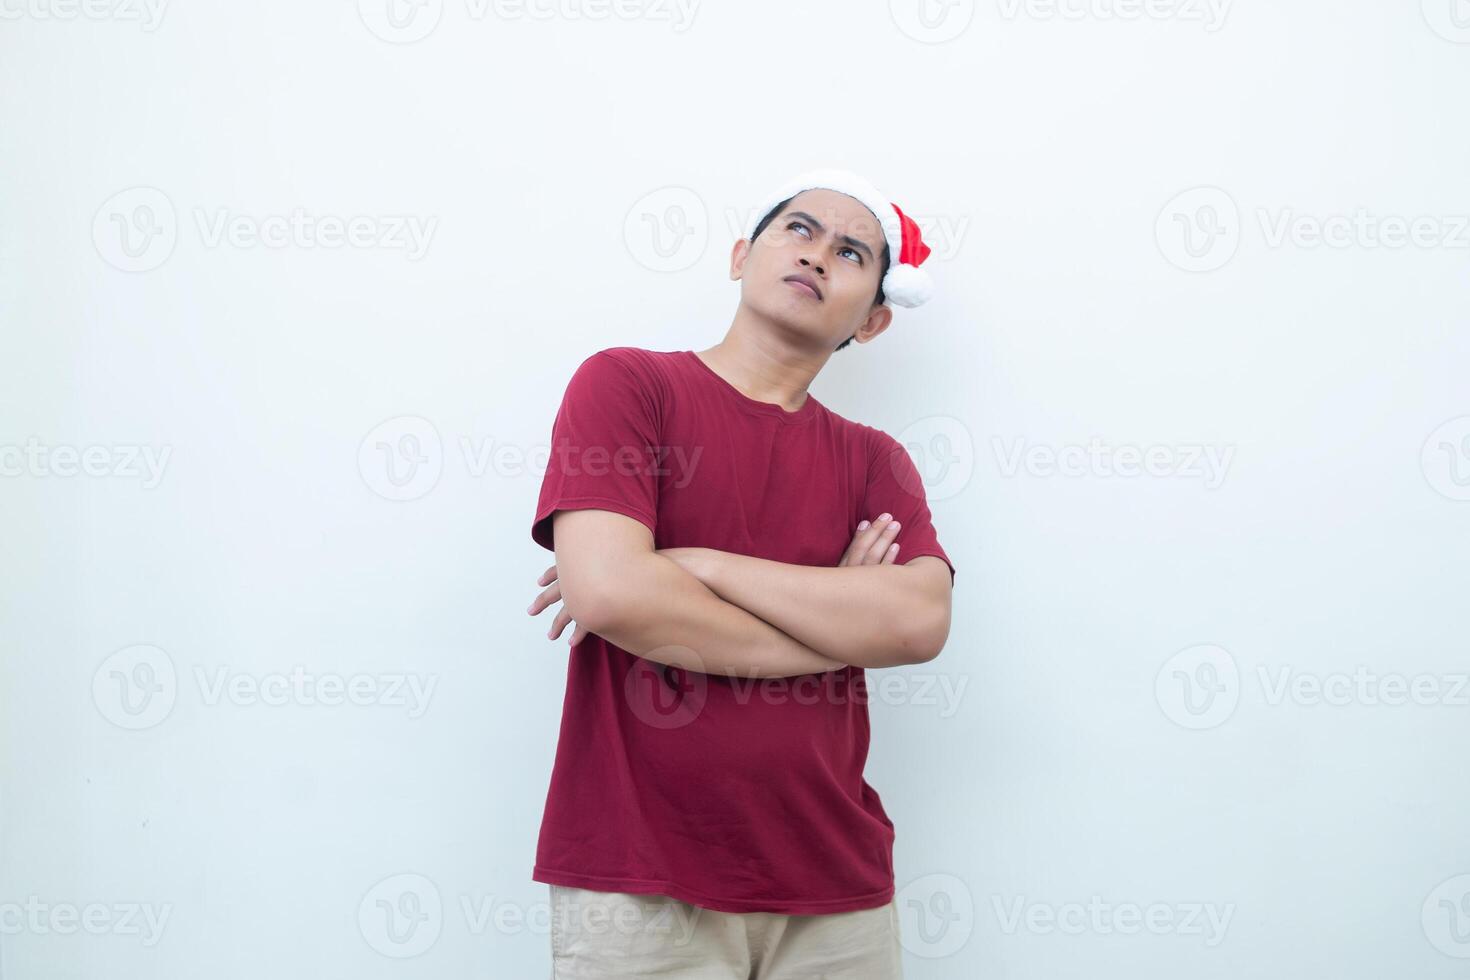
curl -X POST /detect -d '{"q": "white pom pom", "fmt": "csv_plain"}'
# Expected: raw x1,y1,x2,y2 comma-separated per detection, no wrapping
882,263,933,309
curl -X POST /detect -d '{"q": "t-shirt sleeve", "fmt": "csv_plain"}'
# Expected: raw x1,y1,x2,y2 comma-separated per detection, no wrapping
861,433,956,583
531,350,661,552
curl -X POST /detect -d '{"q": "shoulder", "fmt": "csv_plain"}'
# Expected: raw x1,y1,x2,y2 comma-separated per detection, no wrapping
566,346,673,387
840,419,927,500
574,346,682,388
808,405,918,488
819,407,906,469
559,347,680,422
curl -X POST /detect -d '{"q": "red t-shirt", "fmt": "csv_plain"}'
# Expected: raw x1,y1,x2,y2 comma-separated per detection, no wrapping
530,346,955,915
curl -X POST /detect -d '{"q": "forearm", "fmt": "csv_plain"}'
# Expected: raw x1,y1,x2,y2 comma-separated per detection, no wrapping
588,552,847,679
678,550,947,668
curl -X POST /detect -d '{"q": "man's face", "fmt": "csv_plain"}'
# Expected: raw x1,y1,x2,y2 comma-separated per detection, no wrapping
732,188,892,348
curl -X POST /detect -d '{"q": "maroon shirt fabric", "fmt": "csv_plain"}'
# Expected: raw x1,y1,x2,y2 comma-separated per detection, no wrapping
530,346,955,915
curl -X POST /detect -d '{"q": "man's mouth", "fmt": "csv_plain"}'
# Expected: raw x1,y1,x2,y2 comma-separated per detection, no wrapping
783,274,823,301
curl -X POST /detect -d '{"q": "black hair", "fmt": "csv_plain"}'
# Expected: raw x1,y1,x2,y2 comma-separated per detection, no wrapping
748,195,890,352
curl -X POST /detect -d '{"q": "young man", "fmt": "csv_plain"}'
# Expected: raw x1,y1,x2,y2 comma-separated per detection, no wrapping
526,169,956,978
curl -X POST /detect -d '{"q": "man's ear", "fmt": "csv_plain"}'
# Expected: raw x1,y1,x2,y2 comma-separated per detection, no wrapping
851,304,894,346
729,238,751,281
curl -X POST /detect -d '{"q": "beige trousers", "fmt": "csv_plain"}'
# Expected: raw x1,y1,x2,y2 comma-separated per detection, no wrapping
548,884,905,979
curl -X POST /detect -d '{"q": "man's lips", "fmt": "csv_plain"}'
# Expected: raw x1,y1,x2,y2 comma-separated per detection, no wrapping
783,275,823,300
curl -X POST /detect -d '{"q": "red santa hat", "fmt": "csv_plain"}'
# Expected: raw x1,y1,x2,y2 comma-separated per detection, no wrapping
746,168,935,309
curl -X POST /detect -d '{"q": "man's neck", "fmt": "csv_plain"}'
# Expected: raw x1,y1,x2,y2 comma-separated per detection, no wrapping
696,313,831,414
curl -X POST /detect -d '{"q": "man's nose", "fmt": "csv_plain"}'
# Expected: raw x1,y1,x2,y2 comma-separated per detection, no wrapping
799,256,825,276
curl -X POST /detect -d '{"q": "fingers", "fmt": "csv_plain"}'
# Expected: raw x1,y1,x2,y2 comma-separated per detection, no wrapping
527,581,563,617
530,564,585,645
860,518,900,564
838,521,868,566
551,609,588,646
840,516,882,566
845,513,902,566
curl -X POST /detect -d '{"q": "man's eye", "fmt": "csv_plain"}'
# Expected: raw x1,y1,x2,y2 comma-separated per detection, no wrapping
787,221,810,238
840,247,862,264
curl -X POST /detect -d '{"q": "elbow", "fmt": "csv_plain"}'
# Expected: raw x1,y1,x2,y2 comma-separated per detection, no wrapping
559,577,635,638
557,547,665,641
901,597,952,665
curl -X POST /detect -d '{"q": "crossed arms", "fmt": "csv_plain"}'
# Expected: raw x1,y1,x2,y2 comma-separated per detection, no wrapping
526,508,953,678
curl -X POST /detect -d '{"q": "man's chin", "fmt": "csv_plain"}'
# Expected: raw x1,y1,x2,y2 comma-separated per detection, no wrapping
770,307,835,339
742,295,844,343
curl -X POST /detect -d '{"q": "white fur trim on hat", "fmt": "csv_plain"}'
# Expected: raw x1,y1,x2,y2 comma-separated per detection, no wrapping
745,168,933,309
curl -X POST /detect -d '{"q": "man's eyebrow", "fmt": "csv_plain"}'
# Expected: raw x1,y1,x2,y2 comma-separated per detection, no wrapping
785,210,877,262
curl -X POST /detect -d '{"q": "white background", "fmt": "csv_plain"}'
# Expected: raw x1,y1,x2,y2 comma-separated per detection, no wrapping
3,1,1469,977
